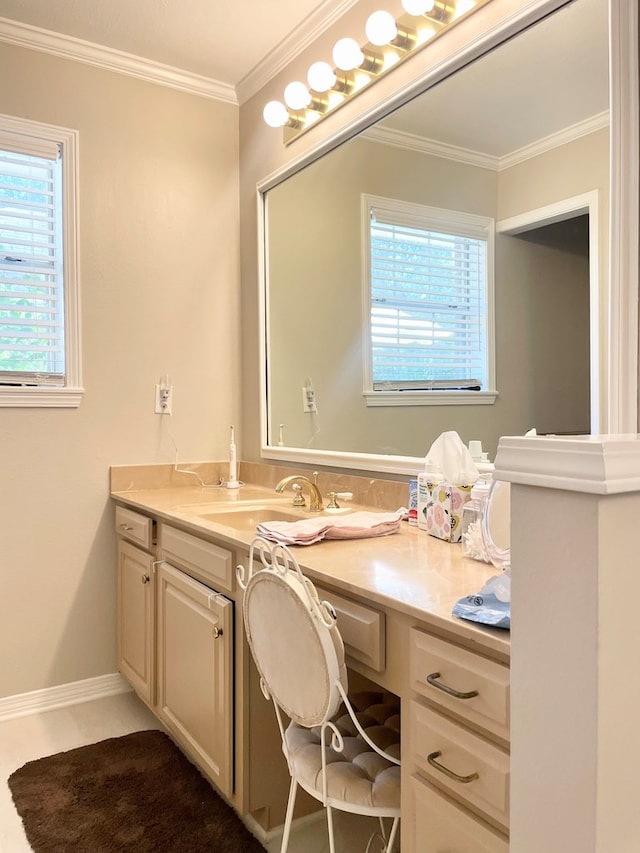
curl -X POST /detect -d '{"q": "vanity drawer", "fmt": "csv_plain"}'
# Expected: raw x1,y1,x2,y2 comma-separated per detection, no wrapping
159,524,233,592
315,585,385,672
409,700,509,829
115,505,155,551
410,629,509,740
411,776,509,853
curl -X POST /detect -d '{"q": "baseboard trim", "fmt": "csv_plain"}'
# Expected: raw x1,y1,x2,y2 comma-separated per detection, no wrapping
243,808,325,846
0,673,132,722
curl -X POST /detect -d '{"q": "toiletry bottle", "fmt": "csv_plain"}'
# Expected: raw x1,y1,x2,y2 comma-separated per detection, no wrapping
408,479,418,526
417,462,442,531
460,476,492,538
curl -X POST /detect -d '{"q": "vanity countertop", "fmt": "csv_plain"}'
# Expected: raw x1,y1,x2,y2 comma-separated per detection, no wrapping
111,481,510,659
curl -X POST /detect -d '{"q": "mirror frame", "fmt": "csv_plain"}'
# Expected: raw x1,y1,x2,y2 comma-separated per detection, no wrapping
258,0,638,476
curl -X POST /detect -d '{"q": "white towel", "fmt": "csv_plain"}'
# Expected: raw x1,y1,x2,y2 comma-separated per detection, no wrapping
256,509,407,546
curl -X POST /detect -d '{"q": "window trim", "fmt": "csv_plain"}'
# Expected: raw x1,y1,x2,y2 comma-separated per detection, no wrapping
0,113,82,408
361,193,497,408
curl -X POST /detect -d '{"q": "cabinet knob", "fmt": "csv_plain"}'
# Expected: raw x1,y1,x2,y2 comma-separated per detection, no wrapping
427,750,479,784
120,523,134,531
141,574,150,584
426,672,479,700
212,626,223,639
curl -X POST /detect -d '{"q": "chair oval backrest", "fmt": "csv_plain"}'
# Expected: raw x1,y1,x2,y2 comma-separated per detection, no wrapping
243,565,347,727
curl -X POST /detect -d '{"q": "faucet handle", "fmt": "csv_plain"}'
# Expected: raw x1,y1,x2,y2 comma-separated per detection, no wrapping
326,491,354,510
291,483,306,507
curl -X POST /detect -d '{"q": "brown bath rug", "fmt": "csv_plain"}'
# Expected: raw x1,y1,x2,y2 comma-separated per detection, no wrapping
8,729,265,852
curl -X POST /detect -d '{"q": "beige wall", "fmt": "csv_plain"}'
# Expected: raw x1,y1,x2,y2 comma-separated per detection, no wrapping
0,44,240,697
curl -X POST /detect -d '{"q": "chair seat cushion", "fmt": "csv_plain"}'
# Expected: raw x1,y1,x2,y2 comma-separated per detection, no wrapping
284,691,401,810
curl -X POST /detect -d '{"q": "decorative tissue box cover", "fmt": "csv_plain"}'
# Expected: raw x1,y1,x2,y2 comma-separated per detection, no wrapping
426,482,473,543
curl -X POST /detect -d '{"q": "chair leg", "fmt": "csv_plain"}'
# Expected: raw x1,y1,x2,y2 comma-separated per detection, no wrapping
326,804,336,853
280,776,298,853
385,816,400,852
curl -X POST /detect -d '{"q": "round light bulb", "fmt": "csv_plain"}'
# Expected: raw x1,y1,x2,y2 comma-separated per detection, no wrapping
307,61,337,93
283,81,312,110
263,100,289,128
401,0,436,14
332,37,364,71
365,10,398,45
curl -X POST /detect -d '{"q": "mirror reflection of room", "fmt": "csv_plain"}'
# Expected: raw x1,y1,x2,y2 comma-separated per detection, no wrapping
265,0,606,460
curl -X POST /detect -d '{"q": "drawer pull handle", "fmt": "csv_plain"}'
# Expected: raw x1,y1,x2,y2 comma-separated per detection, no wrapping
141,574,150,584
426,672,479,700
427,750,479,784
119,523,134,531
212,626,223,639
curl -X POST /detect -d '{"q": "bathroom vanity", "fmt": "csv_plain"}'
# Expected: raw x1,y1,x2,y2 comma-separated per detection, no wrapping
111,464,510,852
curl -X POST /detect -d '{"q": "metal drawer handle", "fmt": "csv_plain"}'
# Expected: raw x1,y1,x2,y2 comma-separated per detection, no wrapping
426,672,479,700
427,750,479,784
141,574,150,584
119,523,134,531
212,626,223,639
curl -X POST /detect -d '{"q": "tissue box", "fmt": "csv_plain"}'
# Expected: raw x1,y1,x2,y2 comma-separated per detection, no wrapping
425,481,473,543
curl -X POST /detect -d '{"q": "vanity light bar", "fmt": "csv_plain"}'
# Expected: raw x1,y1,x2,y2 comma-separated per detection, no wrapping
263,0,486,143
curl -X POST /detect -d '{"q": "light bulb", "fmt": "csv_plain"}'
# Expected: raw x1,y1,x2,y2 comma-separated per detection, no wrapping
365,10,398,45
332,37,364,71
307,61,337,93
263,100,289,128
284,81,312,110
401,0,436,14
455,0,476,15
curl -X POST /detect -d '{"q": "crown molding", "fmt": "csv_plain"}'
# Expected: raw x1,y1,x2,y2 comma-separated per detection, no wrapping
499,109,610,169
235,0,360,105
361,110,610,172
361,125,500,169
0,17,237,103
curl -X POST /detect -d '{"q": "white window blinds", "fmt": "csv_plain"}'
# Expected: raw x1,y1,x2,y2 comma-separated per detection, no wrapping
0,133,65,385
367,199,491,393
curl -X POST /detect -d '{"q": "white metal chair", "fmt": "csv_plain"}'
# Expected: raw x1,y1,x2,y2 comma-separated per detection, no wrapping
237,536,401,853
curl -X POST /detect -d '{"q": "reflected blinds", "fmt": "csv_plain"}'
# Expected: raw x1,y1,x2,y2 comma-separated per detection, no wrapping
369,208,488,391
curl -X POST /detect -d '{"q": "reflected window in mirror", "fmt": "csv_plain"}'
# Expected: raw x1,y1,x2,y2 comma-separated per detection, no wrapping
363,194,495,408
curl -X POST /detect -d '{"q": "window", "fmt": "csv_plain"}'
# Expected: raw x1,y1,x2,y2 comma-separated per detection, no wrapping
362,195,496,407
0,114,81,407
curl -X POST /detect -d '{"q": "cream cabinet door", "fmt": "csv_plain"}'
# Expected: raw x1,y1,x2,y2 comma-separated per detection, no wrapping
117,540,155,705
411,777,509,852
156,561,233,798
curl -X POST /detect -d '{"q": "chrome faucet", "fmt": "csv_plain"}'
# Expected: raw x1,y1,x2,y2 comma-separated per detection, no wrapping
275,472,324,511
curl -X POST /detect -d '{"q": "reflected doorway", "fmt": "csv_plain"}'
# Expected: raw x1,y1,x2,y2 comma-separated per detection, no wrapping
497,192,599,434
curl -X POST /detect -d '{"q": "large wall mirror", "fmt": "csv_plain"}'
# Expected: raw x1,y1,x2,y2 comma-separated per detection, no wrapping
260,0,638,475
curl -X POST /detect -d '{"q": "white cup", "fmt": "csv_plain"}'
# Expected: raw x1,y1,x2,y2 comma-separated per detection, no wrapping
468,440,483,460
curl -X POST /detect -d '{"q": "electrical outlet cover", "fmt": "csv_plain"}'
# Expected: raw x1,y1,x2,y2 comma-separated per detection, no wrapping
155,384,173,414
301,386,316,413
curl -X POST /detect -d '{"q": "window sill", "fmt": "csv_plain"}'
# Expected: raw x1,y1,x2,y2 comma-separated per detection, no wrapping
364,390,498,407
0,387,84,407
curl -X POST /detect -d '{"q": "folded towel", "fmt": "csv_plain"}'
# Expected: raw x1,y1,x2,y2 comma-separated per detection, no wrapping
256,509,407,546
256,516,330,545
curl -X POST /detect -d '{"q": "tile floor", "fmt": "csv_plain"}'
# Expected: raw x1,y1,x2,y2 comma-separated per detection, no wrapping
0,690,384,853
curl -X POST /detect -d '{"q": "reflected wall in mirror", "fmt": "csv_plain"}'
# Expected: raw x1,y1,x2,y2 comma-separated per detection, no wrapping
264,0,608,461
